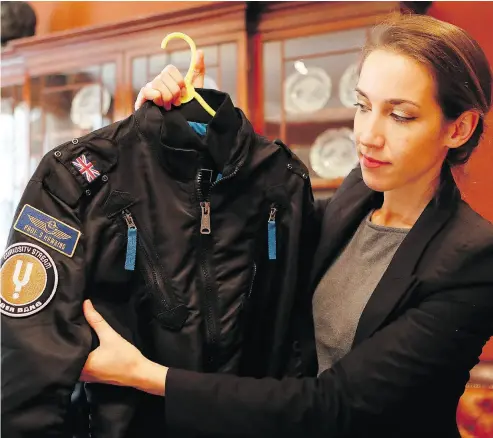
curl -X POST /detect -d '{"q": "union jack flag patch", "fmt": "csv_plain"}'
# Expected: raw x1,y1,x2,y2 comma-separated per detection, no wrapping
72,154,101,183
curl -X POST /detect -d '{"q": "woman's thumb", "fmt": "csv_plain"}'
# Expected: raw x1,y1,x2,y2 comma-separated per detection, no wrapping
83,300,113,340
191,49,205,88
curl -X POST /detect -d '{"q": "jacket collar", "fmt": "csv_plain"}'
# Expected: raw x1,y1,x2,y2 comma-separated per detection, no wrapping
134,89,253,181
309,165,461,345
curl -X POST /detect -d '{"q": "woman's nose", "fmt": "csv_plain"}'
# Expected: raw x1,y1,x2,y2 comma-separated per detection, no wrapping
357,116,385,149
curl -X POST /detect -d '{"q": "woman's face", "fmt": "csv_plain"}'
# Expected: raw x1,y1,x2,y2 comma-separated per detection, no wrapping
354,49,451,193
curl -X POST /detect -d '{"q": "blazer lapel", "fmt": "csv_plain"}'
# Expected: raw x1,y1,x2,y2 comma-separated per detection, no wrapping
309,171,378,293
352,173,460,347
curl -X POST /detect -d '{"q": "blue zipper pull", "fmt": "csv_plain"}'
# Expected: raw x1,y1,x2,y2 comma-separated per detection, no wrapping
268,205,277,260
123,209,137,271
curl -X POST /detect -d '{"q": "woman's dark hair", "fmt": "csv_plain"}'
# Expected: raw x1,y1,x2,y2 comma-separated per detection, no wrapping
360,14,492,167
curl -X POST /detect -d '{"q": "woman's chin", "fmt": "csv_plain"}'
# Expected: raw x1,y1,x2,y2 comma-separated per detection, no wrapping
361,172,392,193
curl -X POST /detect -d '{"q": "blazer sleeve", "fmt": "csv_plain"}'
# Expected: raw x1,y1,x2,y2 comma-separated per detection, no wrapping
1,156,93,437
314,198,330,223
165,244,493,438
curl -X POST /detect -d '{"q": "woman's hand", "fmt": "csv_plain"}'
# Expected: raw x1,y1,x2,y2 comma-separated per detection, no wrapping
80,300,168,396
134,49,205,111
80,300,145,387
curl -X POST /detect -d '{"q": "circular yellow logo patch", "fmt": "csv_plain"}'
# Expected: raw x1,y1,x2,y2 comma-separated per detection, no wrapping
1,243,58,317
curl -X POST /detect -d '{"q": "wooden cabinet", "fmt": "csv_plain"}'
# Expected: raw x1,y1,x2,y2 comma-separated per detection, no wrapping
1,1,247,163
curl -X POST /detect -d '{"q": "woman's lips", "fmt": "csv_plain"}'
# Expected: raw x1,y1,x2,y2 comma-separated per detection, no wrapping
361,154,391,169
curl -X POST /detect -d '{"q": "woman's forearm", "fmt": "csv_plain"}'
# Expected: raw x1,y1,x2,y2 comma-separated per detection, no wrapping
131,356,168,396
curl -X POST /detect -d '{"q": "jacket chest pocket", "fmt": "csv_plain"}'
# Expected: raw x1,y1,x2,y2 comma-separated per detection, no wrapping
118,208,188,331
248,200,286,305
262,183,290,264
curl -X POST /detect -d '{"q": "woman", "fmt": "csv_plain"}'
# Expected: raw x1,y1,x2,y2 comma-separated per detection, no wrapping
80,15,493,437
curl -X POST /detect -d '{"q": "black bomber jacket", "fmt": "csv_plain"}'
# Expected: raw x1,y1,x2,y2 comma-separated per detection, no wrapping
1,90,319,438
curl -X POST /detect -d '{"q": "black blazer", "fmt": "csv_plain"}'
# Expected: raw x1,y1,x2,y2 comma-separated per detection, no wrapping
164,166,493,438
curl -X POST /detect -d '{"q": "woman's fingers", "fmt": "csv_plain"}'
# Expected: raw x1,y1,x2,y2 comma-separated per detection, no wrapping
135,82,161,111
163,64,186,91
135,67,185,111
149,75,175,111
134,50,206,111
191,50,205,88
83,299,117,344
160,66,185,107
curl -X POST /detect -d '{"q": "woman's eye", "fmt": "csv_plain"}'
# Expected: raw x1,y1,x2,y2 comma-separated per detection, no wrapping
354,102,369,112
391,113,416,123
354,103,416,123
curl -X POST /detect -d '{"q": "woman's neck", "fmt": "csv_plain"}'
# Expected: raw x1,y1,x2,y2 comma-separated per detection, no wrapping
371,172,441,229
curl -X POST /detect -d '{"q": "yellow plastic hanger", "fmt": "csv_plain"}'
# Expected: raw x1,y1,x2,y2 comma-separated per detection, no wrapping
160,32,216,117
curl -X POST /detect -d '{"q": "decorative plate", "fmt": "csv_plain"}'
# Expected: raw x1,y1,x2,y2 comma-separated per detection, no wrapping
284,67,332,114
339,62,360,108
309,127,359,180
70,84,111,130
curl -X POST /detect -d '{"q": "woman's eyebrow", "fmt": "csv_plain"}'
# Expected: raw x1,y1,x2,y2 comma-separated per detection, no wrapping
355,87,421,109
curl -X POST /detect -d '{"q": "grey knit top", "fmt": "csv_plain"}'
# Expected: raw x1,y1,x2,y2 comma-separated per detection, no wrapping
312,212,409,375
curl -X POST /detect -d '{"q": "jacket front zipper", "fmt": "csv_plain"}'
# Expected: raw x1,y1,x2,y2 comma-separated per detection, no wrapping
200,202,211,235
196,165,242,370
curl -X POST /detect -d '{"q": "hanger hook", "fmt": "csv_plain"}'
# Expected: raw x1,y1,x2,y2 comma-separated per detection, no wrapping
161,32,197,105
161,32,197,87
160,32,216,116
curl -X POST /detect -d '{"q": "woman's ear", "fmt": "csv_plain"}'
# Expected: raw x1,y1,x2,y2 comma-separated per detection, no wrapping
445,110,481,150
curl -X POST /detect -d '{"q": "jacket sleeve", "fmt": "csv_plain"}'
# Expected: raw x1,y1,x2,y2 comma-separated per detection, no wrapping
1,156,93,437
165,246,493,438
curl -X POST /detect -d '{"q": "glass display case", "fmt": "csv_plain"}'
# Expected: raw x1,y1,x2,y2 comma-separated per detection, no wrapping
254,1,400,198
29,62,117,172
263,27,370,193
0,84,28,250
